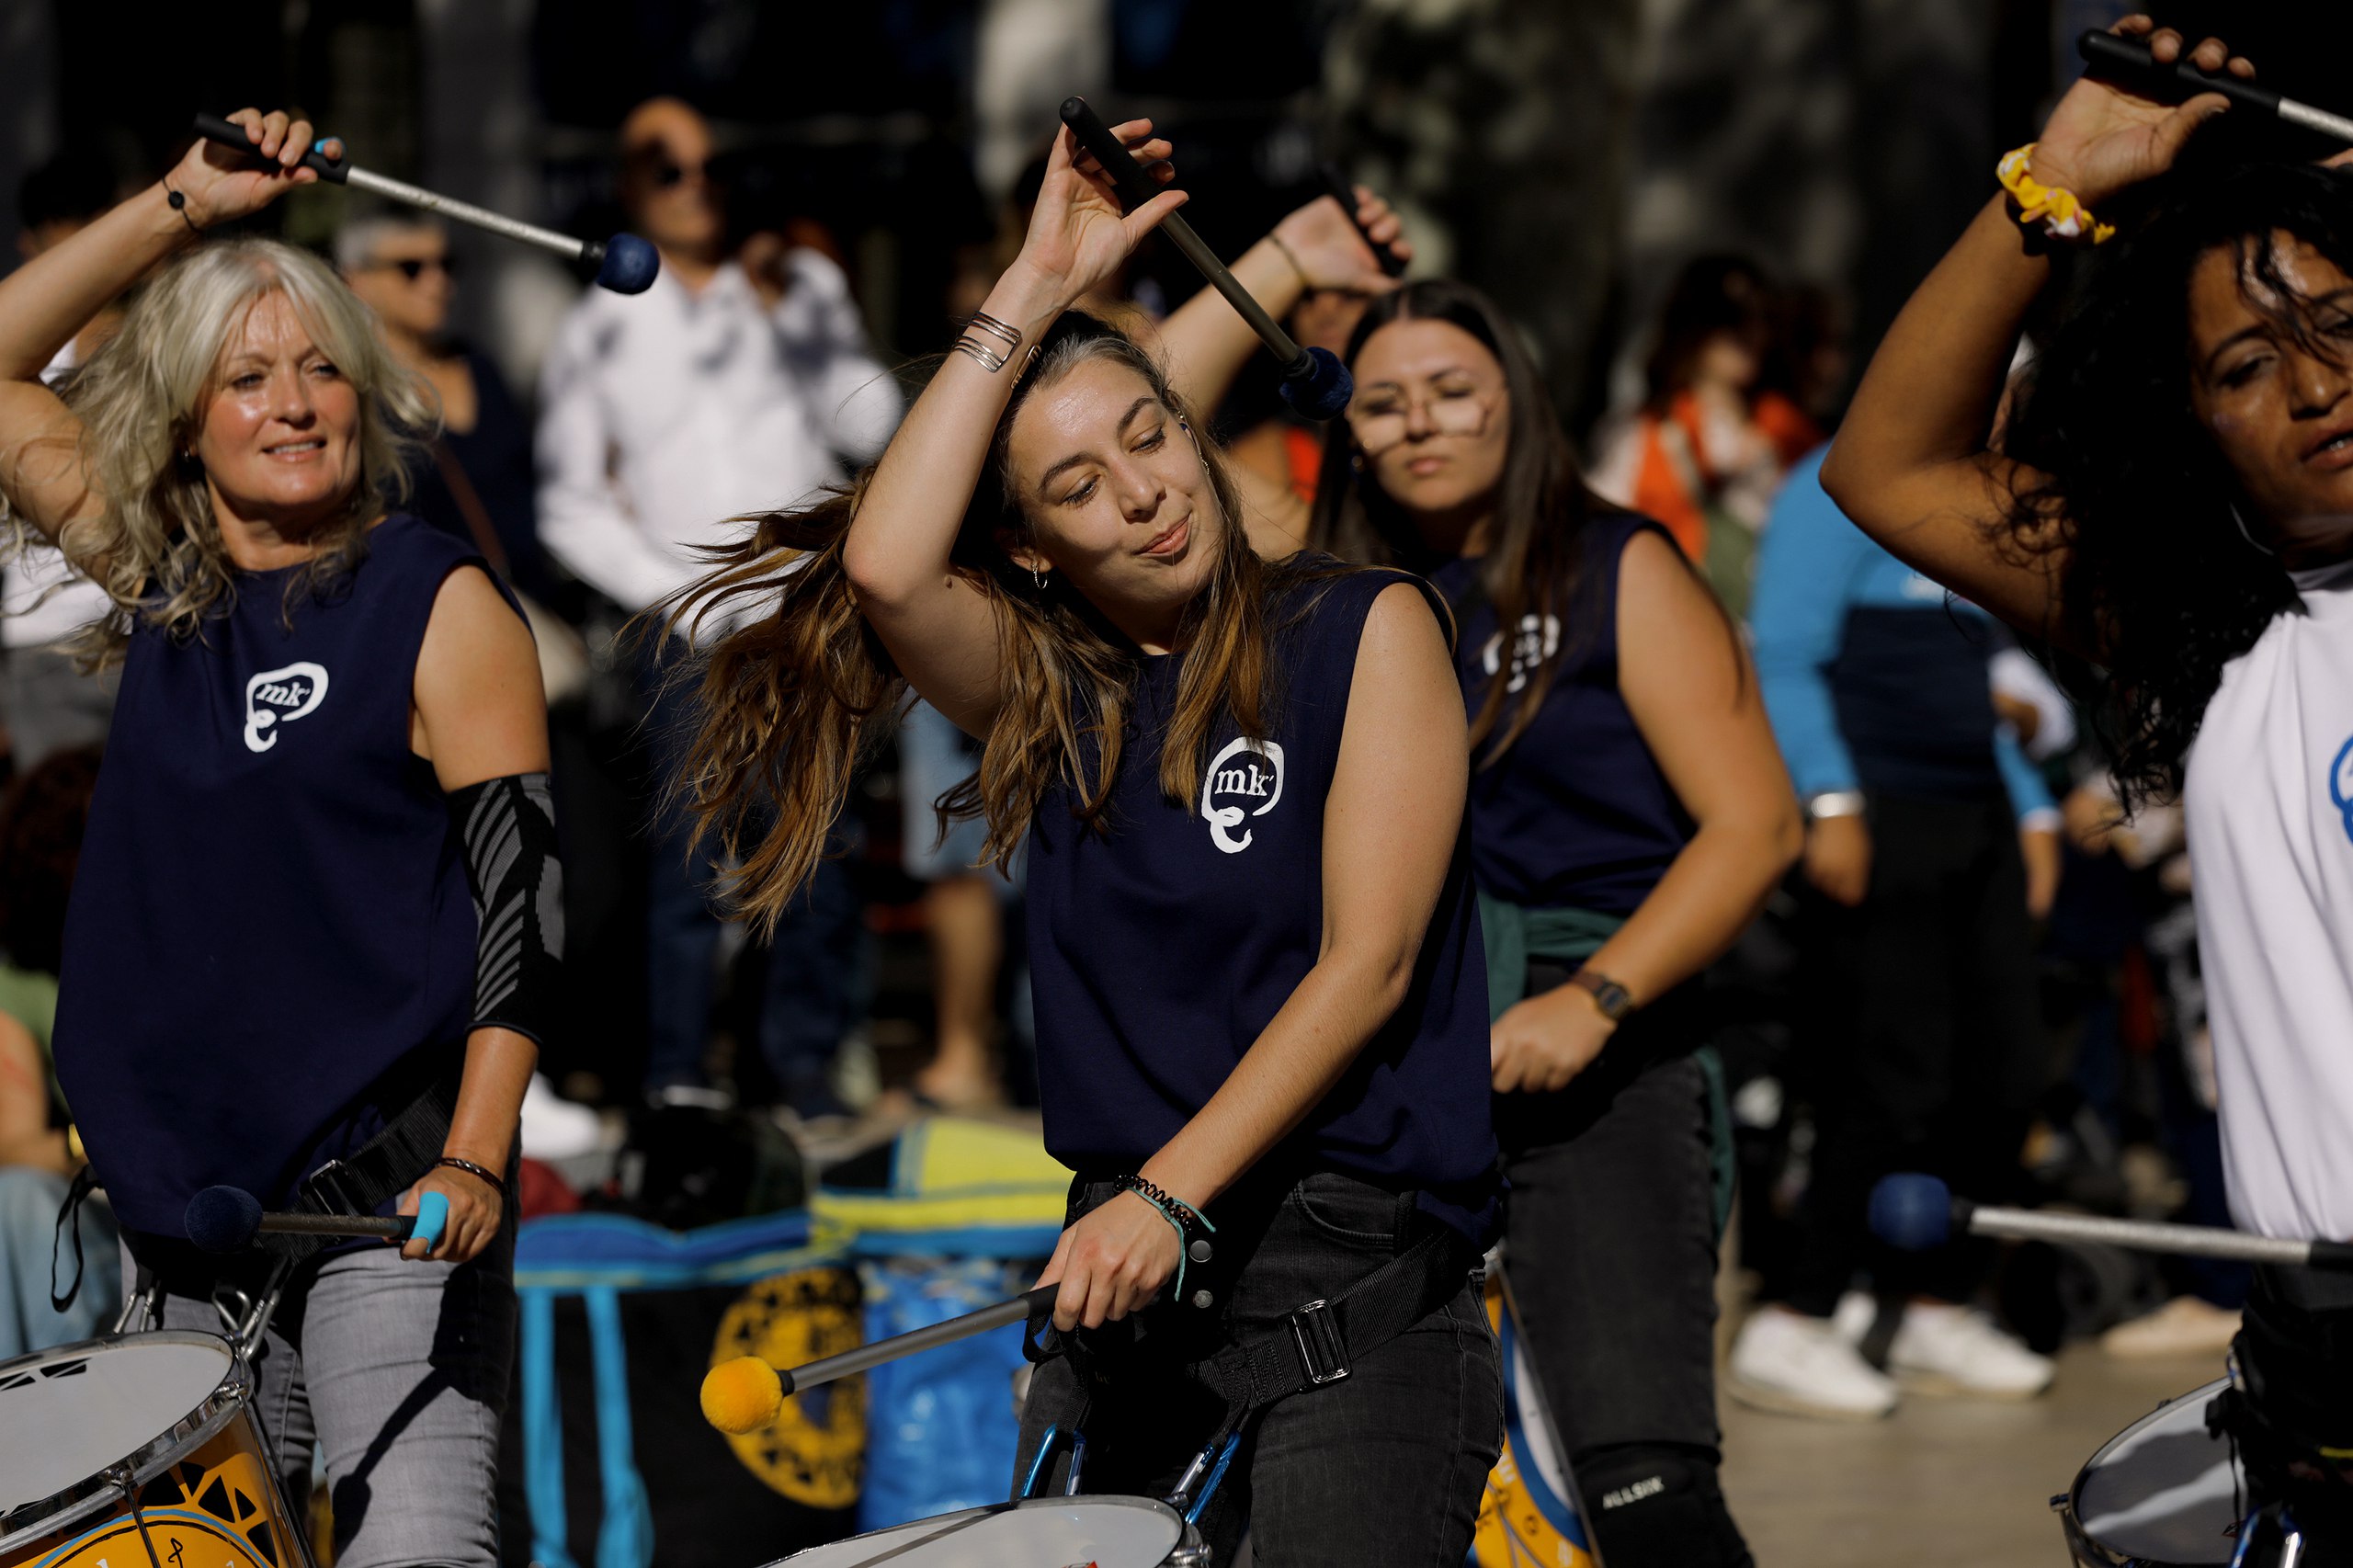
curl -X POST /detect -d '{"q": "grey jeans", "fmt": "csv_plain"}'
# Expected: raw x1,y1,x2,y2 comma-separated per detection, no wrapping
123,1230,516,1568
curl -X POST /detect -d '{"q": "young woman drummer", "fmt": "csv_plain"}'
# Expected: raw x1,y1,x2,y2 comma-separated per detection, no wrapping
0,111,555,1566
663,119,1502,1564
1821,17,2353,1558
1295,280,1802,1566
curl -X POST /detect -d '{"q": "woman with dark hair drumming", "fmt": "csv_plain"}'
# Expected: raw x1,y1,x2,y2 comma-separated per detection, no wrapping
1822,17,2353,1560
1291,278,1800,1566
662,119,1501,1566
0,112,555,1566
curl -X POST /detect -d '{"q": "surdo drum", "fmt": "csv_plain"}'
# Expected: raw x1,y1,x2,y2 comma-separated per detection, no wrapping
0,1334,306,1568
2056,1378,2245,1567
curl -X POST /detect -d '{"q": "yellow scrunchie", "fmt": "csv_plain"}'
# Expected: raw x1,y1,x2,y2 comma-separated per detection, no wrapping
1997,143,2116,246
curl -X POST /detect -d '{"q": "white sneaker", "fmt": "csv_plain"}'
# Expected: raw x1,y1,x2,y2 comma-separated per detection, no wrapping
2099,1296,2242,1360
519,1073,608,1161
1831,1290,1879,1345
1887,1301,2054,1399
1728,1306,1899,1420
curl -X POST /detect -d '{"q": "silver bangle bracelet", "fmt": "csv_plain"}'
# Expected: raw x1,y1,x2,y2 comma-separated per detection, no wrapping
1804,790,1868,822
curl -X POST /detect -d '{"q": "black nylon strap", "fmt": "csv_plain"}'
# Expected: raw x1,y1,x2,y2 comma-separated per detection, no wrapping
259,1067,461,1264
1188,1222,1474,1415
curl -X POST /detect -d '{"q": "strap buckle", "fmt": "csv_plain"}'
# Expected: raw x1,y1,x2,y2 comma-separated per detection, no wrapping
1288,1298,1350,1386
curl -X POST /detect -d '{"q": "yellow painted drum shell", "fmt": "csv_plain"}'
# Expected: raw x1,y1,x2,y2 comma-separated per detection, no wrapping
0,1334,305,1568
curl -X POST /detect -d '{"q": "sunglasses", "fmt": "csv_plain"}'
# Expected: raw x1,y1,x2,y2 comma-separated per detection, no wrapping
372,255,458,282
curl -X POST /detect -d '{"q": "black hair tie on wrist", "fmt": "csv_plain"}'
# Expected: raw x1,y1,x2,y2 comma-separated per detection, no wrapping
436,1156,507,1199
162,183,202,236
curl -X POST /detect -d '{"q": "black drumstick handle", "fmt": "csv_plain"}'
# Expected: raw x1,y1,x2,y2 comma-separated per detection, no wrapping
1318,162,1407,278
2075,32,2280,116
1056,97,1311,373
191,113,350,185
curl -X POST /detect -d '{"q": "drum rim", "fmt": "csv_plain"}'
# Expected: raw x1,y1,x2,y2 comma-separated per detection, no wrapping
0,1331,256,1553
779,1494,1191,1562
2058,1375,2236,1568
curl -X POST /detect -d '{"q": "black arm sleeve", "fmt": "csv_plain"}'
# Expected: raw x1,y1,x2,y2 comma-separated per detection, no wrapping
449,772,564,1047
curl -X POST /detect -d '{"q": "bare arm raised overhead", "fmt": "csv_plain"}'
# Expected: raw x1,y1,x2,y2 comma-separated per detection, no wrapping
0,110,340,549
1819,17,2248,651
838,119,1187,733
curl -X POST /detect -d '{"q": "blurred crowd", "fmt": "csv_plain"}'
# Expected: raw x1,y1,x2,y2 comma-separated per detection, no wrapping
0,96,2240,1405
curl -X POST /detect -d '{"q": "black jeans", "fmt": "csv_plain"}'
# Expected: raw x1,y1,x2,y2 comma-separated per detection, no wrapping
2216,1265,2353,1564
1784,793,2044,1315
1497,971,1752,1568
1015,1170,1502,1568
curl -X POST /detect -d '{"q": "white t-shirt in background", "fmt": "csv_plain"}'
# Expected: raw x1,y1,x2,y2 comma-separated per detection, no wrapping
2183,556,2353,1242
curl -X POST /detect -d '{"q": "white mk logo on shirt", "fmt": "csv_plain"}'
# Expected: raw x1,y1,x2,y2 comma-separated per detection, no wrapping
244,662,330,753
1202,737,1286,854
1480,613,1562,695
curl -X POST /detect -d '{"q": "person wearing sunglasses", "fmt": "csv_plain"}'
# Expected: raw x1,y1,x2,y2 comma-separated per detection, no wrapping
339,214,551,606
537,96,902,1120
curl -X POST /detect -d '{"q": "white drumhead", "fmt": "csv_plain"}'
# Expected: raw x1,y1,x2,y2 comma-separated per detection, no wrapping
2073,1378,2242,1565
772,1496,1184,1568
0,1337,234,1509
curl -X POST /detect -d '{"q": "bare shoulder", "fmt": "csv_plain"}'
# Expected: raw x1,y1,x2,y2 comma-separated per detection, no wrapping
422,562,531,656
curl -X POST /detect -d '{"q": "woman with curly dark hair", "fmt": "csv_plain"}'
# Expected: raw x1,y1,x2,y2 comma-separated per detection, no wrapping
1824,17,2353,1558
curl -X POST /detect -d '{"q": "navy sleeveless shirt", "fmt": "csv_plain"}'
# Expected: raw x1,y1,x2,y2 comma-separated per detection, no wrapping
1024,562,1498,1240
53,514,510,1244
1429,515,1694,915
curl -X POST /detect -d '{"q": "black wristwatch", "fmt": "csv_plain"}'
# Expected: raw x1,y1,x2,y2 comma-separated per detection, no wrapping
1570,967,1635,1023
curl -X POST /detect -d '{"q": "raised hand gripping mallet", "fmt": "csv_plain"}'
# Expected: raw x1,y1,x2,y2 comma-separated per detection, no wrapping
190,113,660,294
1058,97,1354,419
2077,30,2353,149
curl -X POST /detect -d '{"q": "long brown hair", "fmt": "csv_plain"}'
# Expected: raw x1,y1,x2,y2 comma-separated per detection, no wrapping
1309,278,1610,761
654,312,1337,935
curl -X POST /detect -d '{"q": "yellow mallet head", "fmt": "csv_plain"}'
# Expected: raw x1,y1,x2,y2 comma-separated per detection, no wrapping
700,1355,785,1435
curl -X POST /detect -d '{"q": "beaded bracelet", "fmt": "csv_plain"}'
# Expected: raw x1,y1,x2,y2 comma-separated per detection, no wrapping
1112,1174,1216,1304
1995,143,2115,247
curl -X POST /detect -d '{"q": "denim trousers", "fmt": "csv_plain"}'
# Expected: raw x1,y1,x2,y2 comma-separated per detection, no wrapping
638,641,865,1108
126,1224,516,1568
1015,1170,1503,1568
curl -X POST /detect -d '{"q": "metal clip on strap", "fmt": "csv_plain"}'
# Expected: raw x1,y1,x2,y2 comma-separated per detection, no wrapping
1288,1298,1350,1385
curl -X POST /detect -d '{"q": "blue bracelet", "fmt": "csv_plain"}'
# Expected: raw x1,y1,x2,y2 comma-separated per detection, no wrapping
1113,1176,1217,1304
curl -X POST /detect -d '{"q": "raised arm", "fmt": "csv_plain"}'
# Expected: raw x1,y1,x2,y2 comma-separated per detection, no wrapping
0,110,337,545
1819,17,2248,648
1040,582,1468,1328
1154,187,1407,417
839,119,1186,734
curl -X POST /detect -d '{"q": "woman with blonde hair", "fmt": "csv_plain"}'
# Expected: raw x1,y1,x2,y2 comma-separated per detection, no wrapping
0,110,554,1567
665,118,1500,1564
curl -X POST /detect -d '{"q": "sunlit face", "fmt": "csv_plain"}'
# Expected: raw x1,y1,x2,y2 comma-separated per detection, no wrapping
1004,358,1222,643
344,227,454,339
620,108,721,257
193,292,364,530
2188,233,2353,564
1347,317,1511,525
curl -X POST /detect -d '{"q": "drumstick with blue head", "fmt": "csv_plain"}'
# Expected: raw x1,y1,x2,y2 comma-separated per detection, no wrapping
190,114,660,295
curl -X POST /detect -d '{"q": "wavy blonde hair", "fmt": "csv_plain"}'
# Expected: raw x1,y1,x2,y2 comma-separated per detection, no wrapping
15,236,432,666
654,312,1346,935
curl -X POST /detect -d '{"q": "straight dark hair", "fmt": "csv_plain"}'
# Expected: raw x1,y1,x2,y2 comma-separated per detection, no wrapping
1308,278,1614,760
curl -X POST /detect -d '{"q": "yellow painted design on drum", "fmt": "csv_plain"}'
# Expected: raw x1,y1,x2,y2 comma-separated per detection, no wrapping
35,1506,267,1568
710,1267,867,1509
1471,1275,1598,1568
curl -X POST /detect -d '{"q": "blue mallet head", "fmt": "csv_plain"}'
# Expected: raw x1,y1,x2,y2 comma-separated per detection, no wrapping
594,233,661,295
1279,347,1354,422
186,1185,266,1255
1869,1172,1957,1252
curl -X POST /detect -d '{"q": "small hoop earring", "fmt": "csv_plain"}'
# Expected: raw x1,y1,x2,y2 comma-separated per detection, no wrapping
1031,563,1047,590
2232,504,2276,558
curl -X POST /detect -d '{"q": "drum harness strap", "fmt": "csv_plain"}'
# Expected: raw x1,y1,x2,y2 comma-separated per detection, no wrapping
253,1063,464,1266
1026,1218,1475,1521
